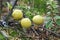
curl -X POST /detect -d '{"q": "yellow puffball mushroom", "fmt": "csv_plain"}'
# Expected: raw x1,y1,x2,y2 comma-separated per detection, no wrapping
12,9,23,20
20,18,32,28
32,15,44,25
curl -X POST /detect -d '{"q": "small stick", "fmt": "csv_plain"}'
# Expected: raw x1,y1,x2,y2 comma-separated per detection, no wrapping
31,27,39,36
39,26,60,38
5,0,18,22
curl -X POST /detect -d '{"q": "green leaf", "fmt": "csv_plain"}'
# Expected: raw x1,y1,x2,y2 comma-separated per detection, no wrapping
55,15,60,26
0,33,5,40
10,30,18,37
7,2,12,10
21,37,27,40
45,20,53,28
25,11,33,20
54,15,60,19
56,19,60,26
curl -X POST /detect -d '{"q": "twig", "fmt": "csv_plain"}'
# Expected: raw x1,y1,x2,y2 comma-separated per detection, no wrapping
0,0,2,17
5,0,18,22
16,34,40,39
0,0,2,11
31,27,39,36
39,26,60,38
